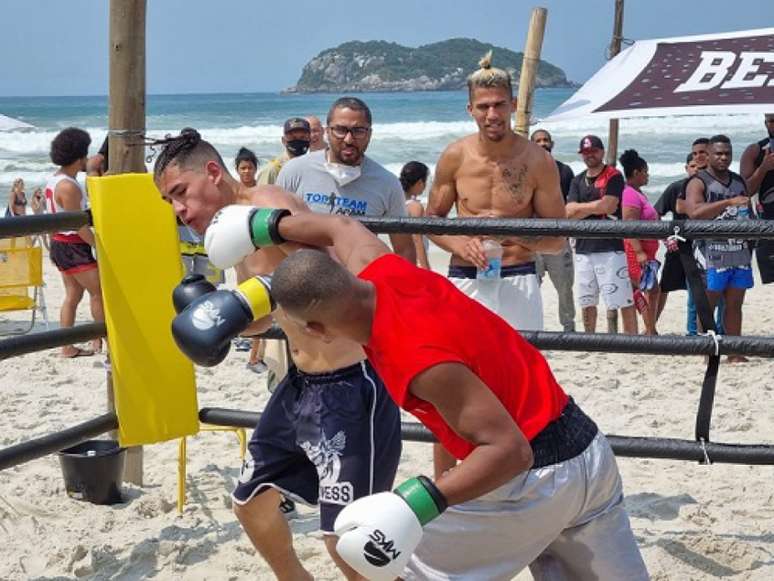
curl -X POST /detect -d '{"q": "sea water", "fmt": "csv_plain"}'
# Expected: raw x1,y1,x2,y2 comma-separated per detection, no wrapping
0,89,766,209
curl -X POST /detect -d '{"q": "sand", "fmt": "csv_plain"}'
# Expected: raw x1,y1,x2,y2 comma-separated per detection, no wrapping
1,243,773,581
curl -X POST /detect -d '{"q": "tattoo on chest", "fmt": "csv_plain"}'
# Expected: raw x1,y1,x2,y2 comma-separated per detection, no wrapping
501,165,529,201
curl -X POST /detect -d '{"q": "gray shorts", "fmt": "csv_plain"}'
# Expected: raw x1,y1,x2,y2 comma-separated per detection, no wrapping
403,433,648,581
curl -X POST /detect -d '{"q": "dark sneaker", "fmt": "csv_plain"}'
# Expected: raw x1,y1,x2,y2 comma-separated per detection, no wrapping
279,496,298,520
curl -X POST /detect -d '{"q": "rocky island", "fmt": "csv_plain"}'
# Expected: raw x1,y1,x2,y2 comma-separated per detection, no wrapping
285,38,573,94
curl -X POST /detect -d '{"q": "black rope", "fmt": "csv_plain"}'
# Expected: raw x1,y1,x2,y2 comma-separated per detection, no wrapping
0,211,90,239
258,326,774,357
676,237,720,455
355,216,774,240
198,408,774,466
0,323,106,361
0,413,118,471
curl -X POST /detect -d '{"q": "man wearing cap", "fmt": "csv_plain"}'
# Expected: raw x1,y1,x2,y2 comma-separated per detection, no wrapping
566,135,637,334
257,117,312,186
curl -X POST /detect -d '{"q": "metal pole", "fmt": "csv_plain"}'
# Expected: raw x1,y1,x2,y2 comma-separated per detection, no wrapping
514,7,548,136
108,0,147,485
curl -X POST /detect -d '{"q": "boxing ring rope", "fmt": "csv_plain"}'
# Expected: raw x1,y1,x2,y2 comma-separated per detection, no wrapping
358,215,774,239
198,407,774,466
1,211,774,471
260,326,774,358
0,322,106,361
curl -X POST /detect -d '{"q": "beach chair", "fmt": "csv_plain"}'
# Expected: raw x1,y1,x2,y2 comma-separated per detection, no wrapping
0,236,49,335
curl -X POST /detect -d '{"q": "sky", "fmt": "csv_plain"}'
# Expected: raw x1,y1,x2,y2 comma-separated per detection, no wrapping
1,0,772,96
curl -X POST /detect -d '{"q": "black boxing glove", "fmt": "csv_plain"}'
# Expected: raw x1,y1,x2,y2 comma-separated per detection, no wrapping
172,273,217,314
171,275,274,367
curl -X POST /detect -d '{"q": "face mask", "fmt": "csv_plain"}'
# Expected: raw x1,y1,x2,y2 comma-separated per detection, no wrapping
285,139,310,157
324,161,362,186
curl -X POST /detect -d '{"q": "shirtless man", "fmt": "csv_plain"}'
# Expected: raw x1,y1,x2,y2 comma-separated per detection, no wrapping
427,53,566,333
426,53,566,479
154,129,401,581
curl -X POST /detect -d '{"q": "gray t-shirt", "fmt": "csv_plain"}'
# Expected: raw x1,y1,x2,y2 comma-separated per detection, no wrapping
276,150,406,217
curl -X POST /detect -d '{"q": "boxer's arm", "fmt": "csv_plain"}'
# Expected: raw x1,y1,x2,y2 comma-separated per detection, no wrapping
510,151,566,254
278,213,391,274
426,143,475,257
409,362,533,505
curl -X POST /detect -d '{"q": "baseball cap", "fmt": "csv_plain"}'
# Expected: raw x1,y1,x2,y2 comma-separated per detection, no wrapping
578,135,604,153
283,117,311,134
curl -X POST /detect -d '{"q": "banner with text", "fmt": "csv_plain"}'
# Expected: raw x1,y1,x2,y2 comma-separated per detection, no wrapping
544,28,774,122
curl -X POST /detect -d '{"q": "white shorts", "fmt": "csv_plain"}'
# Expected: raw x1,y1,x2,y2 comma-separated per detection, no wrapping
575,251,634,310
403,433,648,581
449,271,543,331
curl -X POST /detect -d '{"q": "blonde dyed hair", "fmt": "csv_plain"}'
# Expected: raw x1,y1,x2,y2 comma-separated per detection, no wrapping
467,51,513,98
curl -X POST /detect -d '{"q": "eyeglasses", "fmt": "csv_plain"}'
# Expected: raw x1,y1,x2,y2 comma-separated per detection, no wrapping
328,125,370,139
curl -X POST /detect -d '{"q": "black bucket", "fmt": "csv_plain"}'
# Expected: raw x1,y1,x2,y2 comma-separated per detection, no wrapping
58,439,126,505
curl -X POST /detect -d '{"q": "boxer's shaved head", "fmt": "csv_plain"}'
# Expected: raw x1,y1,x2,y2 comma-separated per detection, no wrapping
273,249,354,318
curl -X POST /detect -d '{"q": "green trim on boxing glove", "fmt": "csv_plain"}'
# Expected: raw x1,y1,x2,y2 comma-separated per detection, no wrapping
394,475,448,526
249,208,291,247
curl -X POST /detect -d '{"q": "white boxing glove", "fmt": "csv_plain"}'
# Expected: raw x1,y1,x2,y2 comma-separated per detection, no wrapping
204,205,290,269
335,476,447,581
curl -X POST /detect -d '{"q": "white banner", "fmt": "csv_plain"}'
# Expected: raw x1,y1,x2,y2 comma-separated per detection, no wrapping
544,28,774,122
0,114,33,131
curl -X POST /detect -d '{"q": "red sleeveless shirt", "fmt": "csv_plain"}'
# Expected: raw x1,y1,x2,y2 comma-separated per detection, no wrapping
359,254,568,460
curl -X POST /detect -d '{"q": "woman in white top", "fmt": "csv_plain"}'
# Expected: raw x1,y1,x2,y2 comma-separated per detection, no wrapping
45,128,104,358
400,161,431,269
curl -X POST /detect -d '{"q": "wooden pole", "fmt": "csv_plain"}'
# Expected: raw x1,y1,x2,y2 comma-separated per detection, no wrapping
108,0,147,485
605,0,625,166
514,7,548,137
605,0,625,334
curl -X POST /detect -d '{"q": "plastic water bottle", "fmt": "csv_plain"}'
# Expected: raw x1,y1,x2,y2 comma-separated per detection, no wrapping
737,206,750,219
477,239,503,280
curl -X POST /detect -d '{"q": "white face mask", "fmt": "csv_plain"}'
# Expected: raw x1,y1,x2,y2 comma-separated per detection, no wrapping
324,161,362,186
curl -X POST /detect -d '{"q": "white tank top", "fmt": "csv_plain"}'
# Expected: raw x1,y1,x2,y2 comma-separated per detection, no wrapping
45,173,88,241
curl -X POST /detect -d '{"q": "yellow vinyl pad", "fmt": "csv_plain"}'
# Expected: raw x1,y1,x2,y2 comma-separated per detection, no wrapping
88,174,198,446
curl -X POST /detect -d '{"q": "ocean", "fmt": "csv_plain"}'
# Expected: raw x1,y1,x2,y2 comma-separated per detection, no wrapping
0,89,767,209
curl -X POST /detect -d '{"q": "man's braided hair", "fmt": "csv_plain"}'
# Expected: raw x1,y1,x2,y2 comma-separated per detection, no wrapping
151,128,226,180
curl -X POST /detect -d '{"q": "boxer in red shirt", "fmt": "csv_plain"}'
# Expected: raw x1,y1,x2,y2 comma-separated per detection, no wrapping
200,208,649,581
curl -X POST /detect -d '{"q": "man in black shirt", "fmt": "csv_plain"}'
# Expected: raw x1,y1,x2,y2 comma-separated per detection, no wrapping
741,113,774,283
531,129,576,332
566,135,636,334
653,152,697,319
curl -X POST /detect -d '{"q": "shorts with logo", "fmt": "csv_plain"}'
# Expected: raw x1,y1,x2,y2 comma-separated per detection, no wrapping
706,265,754,292
575,251,634,310
49,240,97,275
403,402,648,581
232,361,402,533
448,263,543,331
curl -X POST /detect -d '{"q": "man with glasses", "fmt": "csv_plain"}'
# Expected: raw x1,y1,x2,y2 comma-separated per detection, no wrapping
277,96,416,262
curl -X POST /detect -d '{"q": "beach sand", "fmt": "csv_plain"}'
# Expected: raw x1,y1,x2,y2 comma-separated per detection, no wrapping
1,243,773,580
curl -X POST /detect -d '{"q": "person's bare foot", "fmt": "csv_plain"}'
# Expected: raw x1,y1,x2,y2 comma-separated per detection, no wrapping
61,346,94,358
90,338,103,353
727,355,749,364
